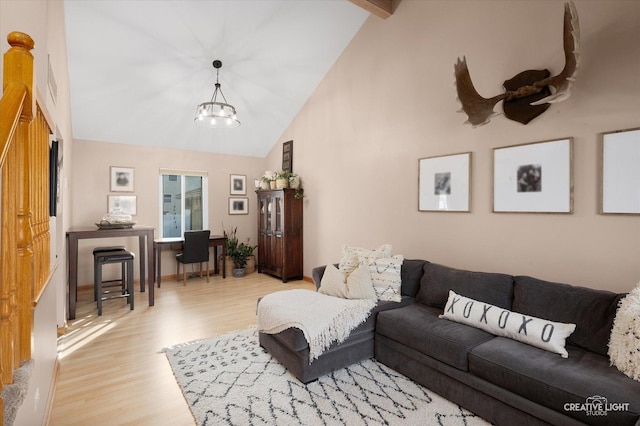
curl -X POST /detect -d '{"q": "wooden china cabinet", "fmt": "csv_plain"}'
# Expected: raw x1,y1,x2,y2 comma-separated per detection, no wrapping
256,188,303,282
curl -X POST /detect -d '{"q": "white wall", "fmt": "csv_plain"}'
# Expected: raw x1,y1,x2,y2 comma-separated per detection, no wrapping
267,0,640,293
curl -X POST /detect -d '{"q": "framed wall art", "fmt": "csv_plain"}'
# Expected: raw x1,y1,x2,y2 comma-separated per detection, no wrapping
419,152,471,212
229,197,249,215
493,138,572,213
49,140,59,217
600,128,640,215
230,174,246,195
110,166,134,192
282,140,293,173
108,195,137,215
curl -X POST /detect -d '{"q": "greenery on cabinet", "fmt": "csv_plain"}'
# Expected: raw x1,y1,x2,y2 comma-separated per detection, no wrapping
259,171,301,190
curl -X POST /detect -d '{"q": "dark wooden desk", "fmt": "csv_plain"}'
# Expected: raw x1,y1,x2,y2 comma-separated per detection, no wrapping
154,235,226,287
66,226,155,320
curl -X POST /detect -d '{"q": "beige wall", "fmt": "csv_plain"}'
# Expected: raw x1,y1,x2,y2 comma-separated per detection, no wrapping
71,139,266,285
267,0,640,293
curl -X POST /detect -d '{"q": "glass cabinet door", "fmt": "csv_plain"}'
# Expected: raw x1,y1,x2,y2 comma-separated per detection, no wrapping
274,195,283,236
266,197,273,234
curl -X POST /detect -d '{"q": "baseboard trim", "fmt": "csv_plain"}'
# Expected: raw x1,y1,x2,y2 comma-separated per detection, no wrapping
43,358,60,426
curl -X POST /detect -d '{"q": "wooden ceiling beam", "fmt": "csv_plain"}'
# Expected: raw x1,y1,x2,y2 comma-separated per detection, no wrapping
348,0,393,19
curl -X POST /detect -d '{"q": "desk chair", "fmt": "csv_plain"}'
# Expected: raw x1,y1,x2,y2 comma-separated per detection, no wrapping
176,230,210,284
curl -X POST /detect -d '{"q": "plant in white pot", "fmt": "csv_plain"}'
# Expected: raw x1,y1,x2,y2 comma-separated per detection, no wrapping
289,173,300,189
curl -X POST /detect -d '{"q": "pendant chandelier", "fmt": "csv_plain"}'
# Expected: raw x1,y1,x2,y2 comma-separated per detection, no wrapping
194,60,240,128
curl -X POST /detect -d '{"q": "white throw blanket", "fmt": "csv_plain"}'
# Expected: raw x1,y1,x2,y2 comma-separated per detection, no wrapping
257,289,376,363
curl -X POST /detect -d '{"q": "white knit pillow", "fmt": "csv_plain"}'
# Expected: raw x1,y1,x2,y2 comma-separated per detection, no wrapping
338,244,392,274
609,283,640,381
318,264,377,300
362,255,404,302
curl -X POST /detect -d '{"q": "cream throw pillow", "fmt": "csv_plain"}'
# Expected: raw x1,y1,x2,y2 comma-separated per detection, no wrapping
440,290,576,358
319,264,377,300
608,283,640,381
338,244,392,274
362,255,404,302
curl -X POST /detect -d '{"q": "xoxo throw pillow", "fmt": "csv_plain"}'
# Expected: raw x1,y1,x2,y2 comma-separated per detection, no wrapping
440,290,576,358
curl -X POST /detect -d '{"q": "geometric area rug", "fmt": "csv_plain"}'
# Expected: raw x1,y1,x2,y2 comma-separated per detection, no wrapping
163,328,490,426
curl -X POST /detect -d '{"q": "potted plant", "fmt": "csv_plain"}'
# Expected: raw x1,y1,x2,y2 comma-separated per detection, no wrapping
276,171,292,189
260,176,272,190
224,227,257,277
230,241,257,277
289,173,300,189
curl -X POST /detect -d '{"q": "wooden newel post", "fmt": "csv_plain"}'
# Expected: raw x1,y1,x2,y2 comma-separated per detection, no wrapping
3,31,35,119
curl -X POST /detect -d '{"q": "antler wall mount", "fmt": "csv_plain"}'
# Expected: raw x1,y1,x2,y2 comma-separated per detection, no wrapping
454,1,580,127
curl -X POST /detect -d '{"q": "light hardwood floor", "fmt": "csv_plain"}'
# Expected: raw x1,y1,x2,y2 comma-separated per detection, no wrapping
49,272,314,426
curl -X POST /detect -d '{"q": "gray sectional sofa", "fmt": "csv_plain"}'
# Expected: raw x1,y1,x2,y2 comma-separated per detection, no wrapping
258,259,640,426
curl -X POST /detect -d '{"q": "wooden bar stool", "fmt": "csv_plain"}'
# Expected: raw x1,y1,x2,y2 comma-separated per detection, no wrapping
93,248,135,316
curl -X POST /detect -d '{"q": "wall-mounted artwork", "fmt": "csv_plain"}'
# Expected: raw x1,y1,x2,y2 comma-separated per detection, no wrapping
282,140,293,173
600,128,640,215
229,197,248,215
110,166,134,192
454,1,580,127
493,138,573,213
230,174,246,195
108,195,137,215
49,140,59,216
419,152,471,212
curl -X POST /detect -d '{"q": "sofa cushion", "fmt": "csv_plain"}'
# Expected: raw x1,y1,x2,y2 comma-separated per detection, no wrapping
400,259,428,298
338,244,392,273
441,290,576,358
363,255,403,302
376,303,495,371
513,275,625,357
609,285,640,381
318,264,377,300
469,337,640,426
416,262,514,310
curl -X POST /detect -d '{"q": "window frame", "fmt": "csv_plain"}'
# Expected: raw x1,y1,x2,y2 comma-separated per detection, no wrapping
158,168,209,239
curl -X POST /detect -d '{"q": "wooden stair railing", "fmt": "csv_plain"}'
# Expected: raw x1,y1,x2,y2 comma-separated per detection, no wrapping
0,31,52,422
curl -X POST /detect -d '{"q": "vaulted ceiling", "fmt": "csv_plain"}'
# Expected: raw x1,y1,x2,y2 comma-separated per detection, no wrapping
64,1,374,157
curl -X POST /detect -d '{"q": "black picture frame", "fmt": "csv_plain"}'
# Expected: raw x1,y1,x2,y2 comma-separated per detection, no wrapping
229,197,249,215
282,140,293,173
230,174,246,195
49,140,59,217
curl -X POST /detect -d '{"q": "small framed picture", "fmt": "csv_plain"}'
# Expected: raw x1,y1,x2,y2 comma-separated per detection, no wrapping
110,166,134,192
229,197,248,215
493,138,573,213
230,174,246,195
108,195,137,215
600,127,640,215
282,140,293,173
419,152,471,212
